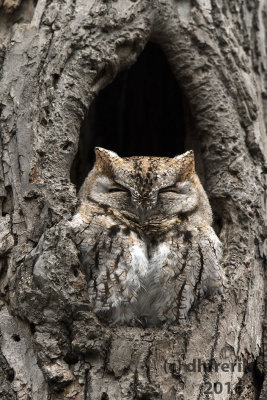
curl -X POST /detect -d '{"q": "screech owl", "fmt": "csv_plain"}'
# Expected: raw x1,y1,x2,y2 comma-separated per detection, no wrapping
70,147,224,327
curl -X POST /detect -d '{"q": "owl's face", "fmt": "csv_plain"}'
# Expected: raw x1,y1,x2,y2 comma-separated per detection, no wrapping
81,148,202,221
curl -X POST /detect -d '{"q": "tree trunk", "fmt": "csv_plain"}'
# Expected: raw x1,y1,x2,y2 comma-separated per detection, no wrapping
0,0,266,399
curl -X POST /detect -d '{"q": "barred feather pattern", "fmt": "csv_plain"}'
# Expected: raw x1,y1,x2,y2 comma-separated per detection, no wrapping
70,202,223,327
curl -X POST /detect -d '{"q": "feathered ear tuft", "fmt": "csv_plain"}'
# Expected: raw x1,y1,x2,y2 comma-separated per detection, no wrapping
94,147,121,165
174,150,195,175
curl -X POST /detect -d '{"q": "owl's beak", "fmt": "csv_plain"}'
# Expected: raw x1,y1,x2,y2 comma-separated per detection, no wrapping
137,208,147,223
135,202,156,223
131,191,157,223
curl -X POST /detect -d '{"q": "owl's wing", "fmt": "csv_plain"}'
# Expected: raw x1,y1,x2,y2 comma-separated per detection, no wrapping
176,226,223,322
69,210,147,325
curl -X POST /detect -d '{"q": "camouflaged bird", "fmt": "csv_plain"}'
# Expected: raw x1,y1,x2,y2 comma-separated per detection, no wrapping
70,147,224,327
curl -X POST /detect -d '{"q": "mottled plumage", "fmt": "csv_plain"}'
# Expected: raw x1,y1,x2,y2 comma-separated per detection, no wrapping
70,148,223,327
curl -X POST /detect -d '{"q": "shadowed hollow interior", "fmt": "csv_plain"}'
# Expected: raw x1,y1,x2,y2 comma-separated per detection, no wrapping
71,42,188,189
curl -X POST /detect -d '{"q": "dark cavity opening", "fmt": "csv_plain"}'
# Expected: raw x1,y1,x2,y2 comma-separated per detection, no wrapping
11,334,21,342
71,42,187,189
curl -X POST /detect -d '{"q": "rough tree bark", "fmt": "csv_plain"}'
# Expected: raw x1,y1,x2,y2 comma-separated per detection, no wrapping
0,0,266,399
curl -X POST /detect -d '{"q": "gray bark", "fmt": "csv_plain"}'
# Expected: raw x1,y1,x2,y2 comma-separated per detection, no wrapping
0,0,266,399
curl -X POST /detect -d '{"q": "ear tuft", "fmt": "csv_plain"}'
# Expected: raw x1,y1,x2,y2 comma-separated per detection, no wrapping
174,150,194,161
174,150,195,175
94,147,121,168
95,147,119,158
